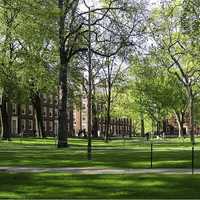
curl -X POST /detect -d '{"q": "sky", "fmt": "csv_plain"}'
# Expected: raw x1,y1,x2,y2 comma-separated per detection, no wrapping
79,0,161,11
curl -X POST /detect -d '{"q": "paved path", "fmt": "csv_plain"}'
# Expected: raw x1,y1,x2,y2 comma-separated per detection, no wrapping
0,167,198,174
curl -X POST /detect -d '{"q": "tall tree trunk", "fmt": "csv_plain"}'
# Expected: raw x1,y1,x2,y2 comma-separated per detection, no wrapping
186,87,194,143
69,105,74,136
157,120,160,135
162,119,167,135
87,6,92,159
0,106,2,137
92,103,98,138
189,95,194,143
141,113,145,137
176,119,182,138
175,112,185,138
31,92,45,138
1,93,11,140
105,59,112,142
57,0,68,148
105,83,111,142
92,84,98,138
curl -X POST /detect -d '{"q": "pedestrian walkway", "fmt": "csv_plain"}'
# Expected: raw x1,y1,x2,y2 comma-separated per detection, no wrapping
0,166,198,174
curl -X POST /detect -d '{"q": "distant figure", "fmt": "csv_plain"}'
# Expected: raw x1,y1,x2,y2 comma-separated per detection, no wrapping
183,128,186,139
78,129,82,137
83,129,87,138
145,132,150,141
97,130,100,137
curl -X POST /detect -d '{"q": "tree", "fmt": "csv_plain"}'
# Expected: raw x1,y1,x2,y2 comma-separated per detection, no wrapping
0,0,23,140
13,0,58,138
56,0,146,149
147,1,200,142
124,53,188,137
98,55,125,142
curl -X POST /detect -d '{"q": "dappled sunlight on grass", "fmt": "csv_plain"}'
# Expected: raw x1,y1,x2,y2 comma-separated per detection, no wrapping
0,173,200,199
1,137,200,199
0,137,200,168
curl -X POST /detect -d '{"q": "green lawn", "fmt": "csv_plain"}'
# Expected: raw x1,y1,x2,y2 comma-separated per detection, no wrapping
0,173,200,199
1,137,200,199
0,137,200,169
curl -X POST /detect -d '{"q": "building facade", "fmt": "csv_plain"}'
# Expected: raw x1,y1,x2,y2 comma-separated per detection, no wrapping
0,93,133,138
9,94,60,137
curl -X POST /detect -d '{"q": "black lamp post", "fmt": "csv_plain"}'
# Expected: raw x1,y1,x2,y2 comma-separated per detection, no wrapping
0,88,3,136
83,0,94,160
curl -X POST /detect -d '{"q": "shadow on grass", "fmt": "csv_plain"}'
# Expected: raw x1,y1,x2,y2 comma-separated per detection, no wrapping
0,149,198,169
0,173,200,199
0,138,199,169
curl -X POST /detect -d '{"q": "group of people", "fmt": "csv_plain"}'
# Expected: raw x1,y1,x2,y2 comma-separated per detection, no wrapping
144,131,166,141
77,129,87,138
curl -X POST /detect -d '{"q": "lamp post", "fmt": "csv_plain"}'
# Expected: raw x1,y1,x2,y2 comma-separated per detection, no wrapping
0,88,3,137
83,0,94,160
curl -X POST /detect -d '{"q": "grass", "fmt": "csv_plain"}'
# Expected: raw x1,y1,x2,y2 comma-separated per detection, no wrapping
0,137,200,169
1,137,200,199
0,173,200,199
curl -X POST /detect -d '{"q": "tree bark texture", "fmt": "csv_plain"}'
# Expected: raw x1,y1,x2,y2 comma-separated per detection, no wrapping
31,92,45,138
1,92,11,140
57,0,68,148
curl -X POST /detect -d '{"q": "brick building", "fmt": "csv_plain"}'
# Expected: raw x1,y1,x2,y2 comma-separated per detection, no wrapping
0,93,133,137
9,94,60,137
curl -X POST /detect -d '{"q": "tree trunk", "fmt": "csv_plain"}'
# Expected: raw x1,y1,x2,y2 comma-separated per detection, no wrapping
57,0,68,148
189,95,194,143
157,120,160,135
174,111,185,138
87,6,92,159
176,119,183,138
162,119,167,134
129,119,132,138
105,82,111,142
31,92,45,138
1,93,11,140
186,87,195,143
105,106,111,142
92,83,98,138
92,104,98,138
141,113,145,137
69,106,74,136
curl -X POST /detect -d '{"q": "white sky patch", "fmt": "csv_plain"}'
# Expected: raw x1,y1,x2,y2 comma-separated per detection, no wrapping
78,0,162,11
149,0,161,5
78,0,102,12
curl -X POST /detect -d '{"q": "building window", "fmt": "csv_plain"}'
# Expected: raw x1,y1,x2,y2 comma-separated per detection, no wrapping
28,105,33,115
82,104,86,110
12,104,17,115
49,95,53,104
27,120,33,130
12,119,17,134
83,111,86,114
49,121,53,131
43,94,47,104
55,96,58,105
21,105,26,115
21,119,26,131
54,108,58,117
49,108,53,117
43,107,47,117
43,121,47,131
